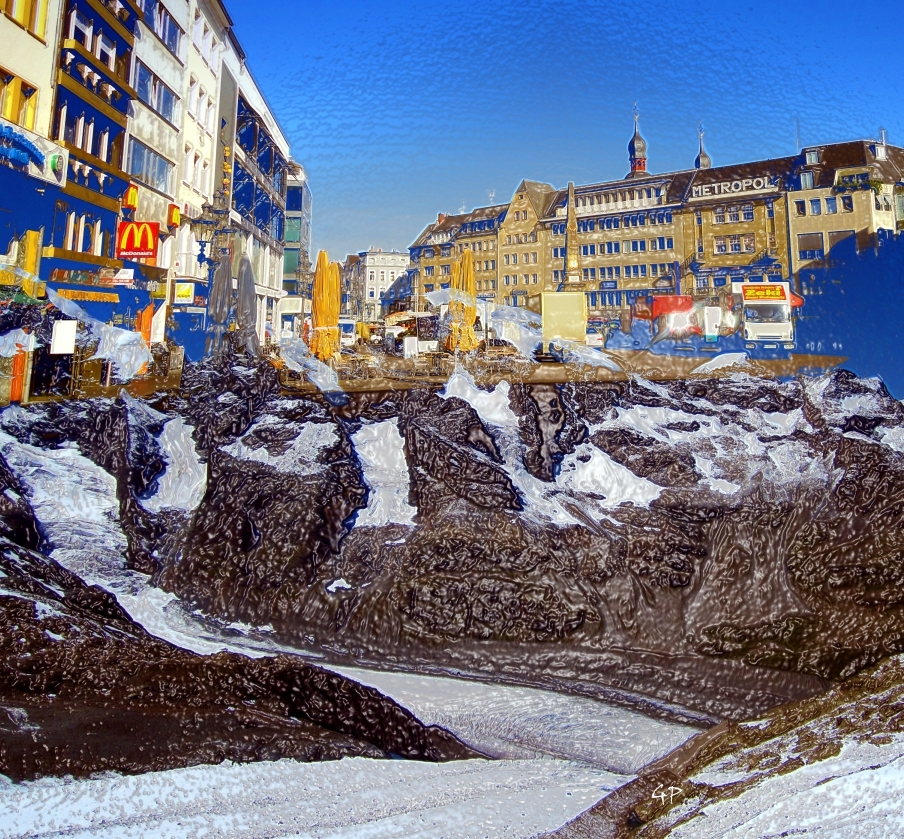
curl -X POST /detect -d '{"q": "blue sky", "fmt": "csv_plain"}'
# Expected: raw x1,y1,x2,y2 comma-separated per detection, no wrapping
230,0,904,262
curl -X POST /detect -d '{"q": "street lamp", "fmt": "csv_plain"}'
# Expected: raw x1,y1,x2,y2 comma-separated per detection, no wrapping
189,189,236,277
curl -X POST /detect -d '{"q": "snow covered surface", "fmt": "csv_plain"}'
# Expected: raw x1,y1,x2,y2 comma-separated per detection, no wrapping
140,416,207,513
666,734,904,839
350,418,417,526
223,417,338,476
0,757,622,839
690,352,748,374
327,666,695,773
0,430,128,578
441,370,663,524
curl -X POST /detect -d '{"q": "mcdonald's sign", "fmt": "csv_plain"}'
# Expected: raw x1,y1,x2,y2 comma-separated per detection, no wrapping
116,221,159,259
167,203,181,228
122,184,139,211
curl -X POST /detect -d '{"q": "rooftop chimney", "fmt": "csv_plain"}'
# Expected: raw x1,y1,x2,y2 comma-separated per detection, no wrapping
437,213,445,223
880,127,888,146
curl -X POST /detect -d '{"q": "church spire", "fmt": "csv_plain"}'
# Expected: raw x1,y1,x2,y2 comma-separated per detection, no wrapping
564,181,580,284
627,103,647,178
695,122,712,169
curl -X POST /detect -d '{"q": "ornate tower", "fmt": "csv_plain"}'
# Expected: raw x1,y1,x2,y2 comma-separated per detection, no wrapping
627,103,647,177
564,181,580,284
695,122,712,169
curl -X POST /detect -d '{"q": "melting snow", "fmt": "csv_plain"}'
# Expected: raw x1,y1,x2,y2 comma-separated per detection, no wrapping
691,352,749,374
140,417,207,513
0,757,621,839
350,418,417,527
440,368,519,427
326,578,352,593
328,665,695,773
222,419,338,476
557,442,662,507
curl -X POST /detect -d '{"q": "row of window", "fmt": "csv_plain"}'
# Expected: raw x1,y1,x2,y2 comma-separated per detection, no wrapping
69,10,119,73
551,264,673,282
568,212,674,233
503,274,539,286
713,204,755,223
191,8,220,69
576,187,663,208
129,137,174,195
182,144,210,196
187,76,216,132
505,232,537,244
135,61,178,125
714,234,756,254
511,210,529,221
0,69,37,131
503,252,538,265
1,0,50,38
794,196,853,217
57,104,113,163
136,0,185,59
560,237,675,257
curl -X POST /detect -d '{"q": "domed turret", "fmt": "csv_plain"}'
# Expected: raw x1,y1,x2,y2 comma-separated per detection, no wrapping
627,104,647,177
695,123,712,169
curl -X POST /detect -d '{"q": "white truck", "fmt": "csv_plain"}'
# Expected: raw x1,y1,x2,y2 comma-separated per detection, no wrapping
732,281,794,348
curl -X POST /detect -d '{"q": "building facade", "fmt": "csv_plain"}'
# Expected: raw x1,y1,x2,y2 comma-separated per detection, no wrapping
408,124,904,323
344,247,409,321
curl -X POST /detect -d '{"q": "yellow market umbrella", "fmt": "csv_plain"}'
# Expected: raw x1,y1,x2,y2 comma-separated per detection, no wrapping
446,249,478,352
310,250,341,361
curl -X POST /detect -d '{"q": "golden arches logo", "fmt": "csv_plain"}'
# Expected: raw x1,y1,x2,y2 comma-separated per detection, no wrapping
116,221,159,259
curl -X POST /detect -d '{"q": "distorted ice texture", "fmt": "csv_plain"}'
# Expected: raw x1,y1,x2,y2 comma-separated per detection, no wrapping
351,418,417,526
2,358,904,835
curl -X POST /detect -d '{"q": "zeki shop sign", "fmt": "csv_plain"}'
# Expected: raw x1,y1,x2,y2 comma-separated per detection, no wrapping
691,176,779,199
116,221,160,259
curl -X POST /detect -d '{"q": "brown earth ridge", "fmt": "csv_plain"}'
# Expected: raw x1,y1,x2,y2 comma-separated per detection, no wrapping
2,345,903,780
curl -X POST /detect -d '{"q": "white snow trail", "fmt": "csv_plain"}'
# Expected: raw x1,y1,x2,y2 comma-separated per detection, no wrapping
0,757,623,839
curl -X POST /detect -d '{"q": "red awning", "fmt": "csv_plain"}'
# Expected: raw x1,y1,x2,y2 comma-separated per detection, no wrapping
652,295,694,320
790,291,805,308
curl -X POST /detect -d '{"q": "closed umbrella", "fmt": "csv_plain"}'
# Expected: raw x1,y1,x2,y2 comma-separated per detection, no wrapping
446,249,478,352
234,254,261,357
205,256,232,355
310,250,340,361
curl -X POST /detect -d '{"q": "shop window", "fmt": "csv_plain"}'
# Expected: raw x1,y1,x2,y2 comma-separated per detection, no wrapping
798,232,824,261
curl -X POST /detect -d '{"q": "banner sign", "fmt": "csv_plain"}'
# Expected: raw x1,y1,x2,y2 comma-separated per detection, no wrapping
116,221,159,259
55,289,120,303
173,282,195,303
741,284,787,301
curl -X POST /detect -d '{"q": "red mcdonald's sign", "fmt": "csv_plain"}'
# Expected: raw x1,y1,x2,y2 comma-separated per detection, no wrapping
116,221,160,259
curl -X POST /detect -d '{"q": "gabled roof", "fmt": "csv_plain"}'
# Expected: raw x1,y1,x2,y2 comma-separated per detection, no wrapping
513,180,556,219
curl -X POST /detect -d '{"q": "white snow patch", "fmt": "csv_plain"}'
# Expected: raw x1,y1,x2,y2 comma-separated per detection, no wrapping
879,426,904,455
223,419,337,476
0,757,621,839
326,578,351,593
672,734,904,839
440,368,519,427
557,442,661,508
350,418,417,527
691,352,748,374
140,417,206,513
0,431,128,577
329,665,695,773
